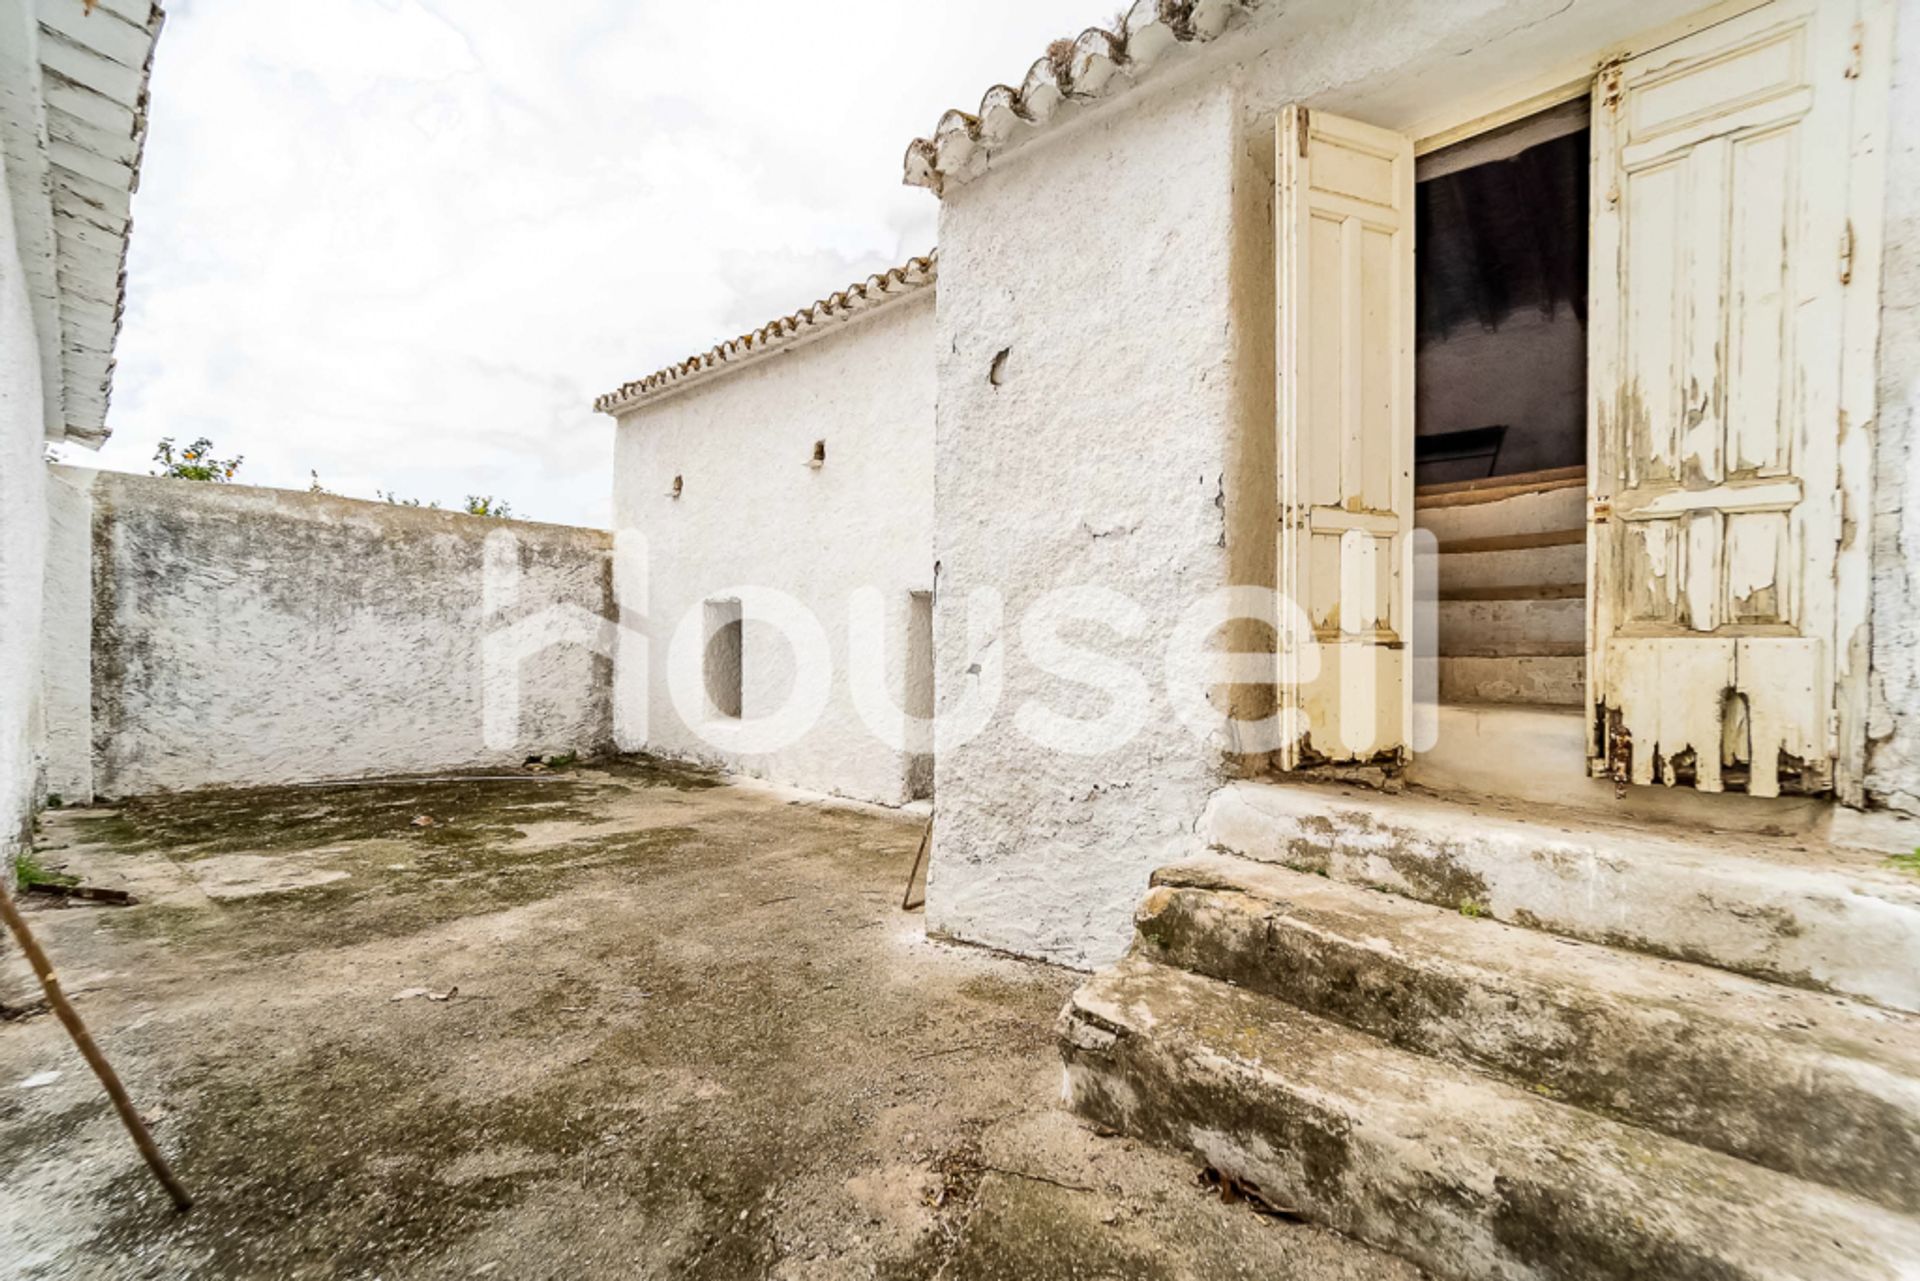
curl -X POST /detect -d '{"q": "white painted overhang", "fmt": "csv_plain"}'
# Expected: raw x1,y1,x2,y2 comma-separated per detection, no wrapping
0,0,164,447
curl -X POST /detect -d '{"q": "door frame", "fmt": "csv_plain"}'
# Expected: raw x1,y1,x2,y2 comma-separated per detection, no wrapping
1390,0,1890,801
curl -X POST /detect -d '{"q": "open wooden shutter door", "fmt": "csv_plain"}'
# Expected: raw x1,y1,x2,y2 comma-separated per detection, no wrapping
1588,0,1863,797
1275,106,1416,771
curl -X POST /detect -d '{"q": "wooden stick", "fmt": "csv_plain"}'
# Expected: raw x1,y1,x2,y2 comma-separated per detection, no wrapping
0,883,192,1211
900,817,932,912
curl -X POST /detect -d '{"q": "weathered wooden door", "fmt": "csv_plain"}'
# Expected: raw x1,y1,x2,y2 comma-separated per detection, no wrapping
1588,0,1870,797
1275,106,1416,770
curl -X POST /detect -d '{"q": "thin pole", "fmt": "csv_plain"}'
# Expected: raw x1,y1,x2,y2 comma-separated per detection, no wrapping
901,817,932,912
0,883,192,1211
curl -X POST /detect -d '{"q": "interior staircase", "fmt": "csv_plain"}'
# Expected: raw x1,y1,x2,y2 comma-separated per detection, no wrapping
1421,465,1586,709
1057,782,1920,1280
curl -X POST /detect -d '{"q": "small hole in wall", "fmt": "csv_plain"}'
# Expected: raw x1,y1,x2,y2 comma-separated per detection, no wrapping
988,347,1011,387
670,475,683,499
810,440,827,469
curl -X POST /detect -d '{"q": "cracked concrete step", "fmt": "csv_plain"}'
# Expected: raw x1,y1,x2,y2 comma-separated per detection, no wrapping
1434,654,1583,705
1437,595,1583,657
1201,780,1920,1011
1135,852,1920,1213
1061,959,1920,1281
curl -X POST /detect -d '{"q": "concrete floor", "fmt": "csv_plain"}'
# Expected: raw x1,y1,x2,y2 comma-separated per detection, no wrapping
0,759,1413,1280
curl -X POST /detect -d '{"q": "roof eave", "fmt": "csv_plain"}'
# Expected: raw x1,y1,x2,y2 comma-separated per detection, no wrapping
11,0,167,449
594,251,937,418
903,0,1263,197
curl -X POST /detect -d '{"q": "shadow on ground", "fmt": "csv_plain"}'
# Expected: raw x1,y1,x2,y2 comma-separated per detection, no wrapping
0,758,1408,1280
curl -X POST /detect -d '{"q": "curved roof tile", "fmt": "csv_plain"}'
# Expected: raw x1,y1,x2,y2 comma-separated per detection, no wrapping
903,0,1258,195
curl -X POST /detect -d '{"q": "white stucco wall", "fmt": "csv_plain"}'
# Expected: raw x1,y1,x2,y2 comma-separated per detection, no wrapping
609,293,937,806
0,131,47,862
919,0,1889,966
40,463,93,804
85,471,615,796
1867,0,1920,817
926,80,1248,968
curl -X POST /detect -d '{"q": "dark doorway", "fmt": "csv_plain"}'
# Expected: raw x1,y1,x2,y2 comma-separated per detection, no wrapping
1415,100,1590,487
1415,100,1592,712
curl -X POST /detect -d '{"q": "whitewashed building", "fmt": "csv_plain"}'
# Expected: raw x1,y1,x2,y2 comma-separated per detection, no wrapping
0,0,162,863
602,0,1920,1274
596,258,937,806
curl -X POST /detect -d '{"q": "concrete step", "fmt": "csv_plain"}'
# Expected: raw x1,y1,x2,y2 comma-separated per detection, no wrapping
1201,780,1920,1011
1436,595,1583,657
1434,654,1583,705
1415,485,1583,542
1061,960,1920,1281
1435,538,1585,592
1135,852,1920,1213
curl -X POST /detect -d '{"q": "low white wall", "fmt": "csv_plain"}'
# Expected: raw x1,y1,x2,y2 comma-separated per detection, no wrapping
609,292,937,806
0,136,47,862
81,470,615,796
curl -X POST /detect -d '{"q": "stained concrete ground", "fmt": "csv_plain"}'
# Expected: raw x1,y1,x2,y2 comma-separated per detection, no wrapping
0,759,1414,1281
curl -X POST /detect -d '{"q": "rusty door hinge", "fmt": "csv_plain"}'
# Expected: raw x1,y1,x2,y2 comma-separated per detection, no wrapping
1845,22,1864,79
1591,499,1612,524
1839,220,1856,285
1297,107,1311,158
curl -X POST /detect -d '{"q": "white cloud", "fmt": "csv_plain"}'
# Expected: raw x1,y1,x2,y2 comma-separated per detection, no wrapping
83,0,1097,525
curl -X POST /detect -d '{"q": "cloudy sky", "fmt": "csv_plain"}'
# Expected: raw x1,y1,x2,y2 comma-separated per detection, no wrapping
70,0,1094,525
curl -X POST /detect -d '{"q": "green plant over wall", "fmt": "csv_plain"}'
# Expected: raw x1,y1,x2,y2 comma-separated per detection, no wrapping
152,436,242,482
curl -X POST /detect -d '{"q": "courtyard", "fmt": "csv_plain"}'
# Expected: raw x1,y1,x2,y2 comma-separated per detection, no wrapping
0,759,1404,1280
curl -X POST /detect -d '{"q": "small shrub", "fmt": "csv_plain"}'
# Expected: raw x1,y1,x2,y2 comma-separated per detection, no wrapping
153,436,242,482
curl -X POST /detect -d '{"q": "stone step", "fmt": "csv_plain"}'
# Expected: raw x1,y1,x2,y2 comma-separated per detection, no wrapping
1436,595,1583,657
1434,538,1585,592
1434,654,1583,705
1201,780,1920,1011
1135,852,1920,1213
1415,485,1584,542
1061,959,1920,1281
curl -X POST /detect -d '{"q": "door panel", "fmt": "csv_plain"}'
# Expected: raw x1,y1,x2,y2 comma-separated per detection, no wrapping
1276,106,1415,769
1589,0,1859,797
